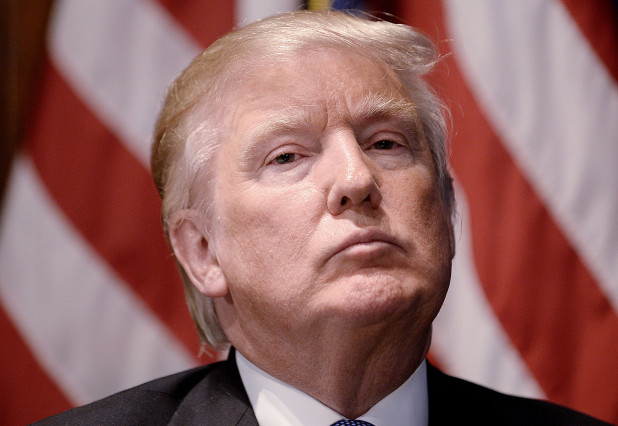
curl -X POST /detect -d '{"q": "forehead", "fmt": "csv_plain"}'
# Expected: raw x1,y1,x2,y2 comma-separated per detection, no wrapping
222,49,412,129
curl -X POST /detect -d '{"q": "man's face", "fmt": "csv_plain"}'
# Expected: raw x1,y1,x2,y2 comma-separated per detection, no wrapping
208,50,453,358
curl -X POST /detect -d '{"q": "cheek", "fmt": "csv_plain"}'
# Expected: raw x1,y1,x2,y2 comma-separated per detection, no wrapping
212,185,324,327
213,183,320,278
389,169,452,259
388,170,452,313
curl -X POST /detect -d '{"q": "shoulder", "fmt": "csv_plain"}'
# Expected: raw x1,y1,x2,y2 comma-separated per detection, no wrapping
33,360,240,425
427,363,609,425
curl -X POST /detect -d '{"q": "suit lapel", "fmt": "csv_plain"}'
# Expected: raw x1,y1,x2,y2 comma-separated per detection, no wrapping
169,351,259,425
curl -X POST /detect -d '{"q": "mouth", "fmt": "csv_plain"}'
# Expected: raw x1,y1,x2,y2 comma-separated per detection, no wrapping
330,227,402,260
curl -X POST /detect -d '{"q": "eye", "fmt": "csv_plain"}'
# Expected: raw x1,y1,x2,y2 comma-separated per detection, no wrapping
372,139,396,150
272,152,297,164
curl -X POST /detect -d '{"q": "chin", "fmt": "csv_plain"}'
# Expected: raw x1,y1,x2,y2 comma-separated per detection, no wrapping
324,273,438,328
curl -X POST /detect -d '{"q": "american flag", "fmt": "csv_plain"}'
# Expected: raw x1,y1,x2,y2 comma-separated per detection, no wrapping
1,1,616,424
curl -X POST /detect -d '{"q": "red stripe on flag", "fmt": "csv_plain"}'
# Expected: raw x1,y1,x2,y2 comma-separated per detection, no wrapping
24,59,203,357
560,0,618,83
449,99,618,422
402,1,618,423
0,303,72,424
154,0,235,48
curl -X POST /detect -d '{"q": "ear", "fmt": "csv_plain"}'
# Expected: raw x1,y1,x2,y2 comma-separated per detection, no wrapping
168,210,228,297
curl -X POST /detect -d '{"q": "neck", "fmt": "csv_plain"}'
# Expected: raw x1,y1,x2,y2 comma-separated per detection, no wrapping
239,325,432,419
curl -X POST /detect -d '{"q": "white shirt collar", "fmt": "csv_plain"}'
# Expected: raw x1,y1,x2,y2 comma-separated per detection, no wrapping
236,351,428,426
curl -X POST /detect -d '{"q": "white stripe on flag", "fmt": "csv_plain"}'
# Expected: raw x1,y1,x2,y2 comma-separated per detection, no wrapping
48,0,201,168
0,157,195,405
432,181,544,399
235,0,300,26
444,0,618,307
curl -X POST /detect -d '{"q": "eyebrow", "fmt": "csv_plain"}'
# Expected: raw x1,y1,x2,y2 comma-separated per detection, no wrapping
244,106,321,143
351,92,420,130
239,105,323,162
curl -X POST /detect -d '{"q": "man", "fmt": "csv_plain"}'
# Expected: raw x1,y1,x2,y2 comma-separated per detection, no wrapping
37,10,605,425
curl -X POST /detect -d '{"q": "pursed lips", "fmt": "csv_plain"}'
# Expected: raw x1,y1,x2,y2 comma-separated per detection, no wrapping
328,227,403,262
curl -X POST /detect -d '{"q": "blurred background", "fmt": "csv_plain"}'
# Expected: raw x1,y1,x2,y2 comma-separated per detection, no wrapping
1,0,616,424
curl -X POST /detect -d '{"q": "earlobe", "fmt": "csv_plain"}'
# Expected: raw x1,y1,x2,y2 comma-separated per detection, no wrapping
168,210,228,297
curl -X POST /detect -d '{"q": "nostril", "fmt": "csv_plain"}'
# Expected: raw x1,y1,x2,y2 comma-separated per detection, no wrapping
341,196,348,206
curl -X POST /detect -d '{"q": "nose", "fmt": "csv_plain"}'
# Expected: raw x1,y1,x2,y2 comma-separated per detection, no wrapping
325,133,382,215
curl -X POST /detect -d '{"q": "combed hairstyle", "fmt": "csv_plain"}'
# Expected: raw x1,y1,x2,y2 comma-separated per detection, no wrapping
151,10,454,350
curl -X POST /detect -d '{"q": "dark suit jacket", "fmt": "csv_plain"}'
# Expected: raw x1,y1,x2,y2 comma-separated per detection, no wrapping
34,352,608,425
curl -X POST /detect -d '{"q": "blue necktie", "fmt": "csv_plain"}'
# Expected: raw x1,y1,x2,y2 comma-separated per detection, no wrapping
330,420,375,426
